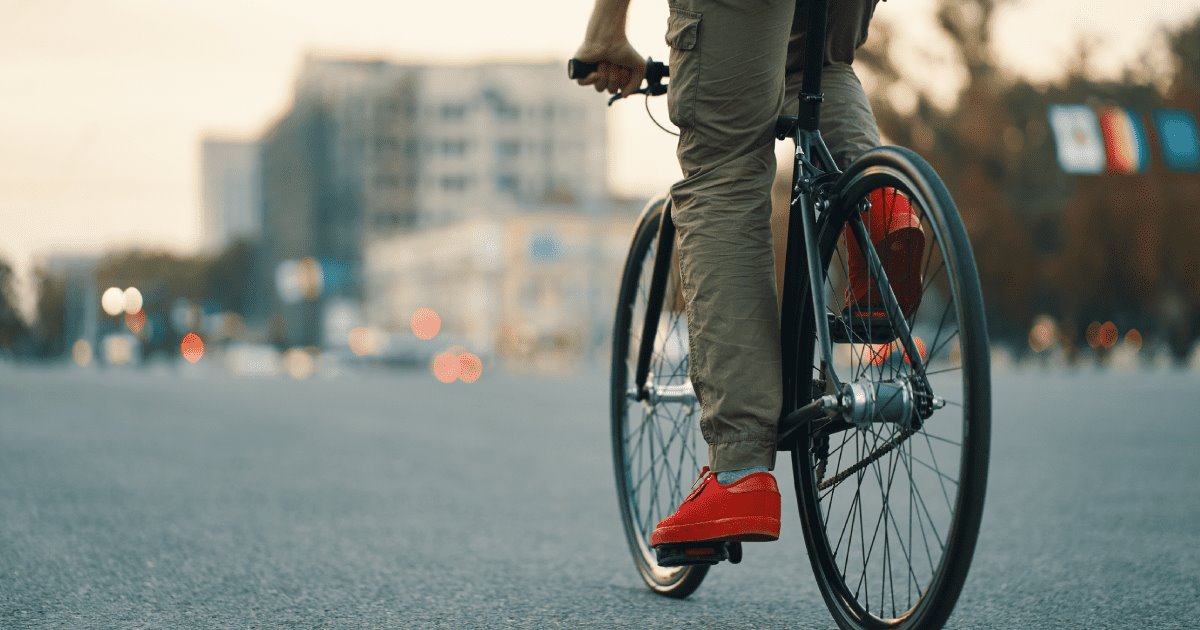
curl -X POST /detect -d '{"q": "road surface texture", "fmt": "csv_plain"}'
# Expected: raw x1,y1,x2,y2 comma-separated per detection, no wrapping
2,364,1198,628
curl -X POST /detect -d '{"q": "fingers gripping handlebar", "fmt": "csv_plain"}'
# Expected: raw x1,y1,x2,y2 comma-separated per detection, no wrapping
566,58,668,84
567,58,669,105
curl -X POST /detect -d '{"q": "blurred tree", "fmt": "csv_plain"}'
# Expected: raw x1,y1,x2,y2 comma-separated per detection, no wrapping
861,0,1036,343
0,258,28,352
33,267,67,357
859,0,1200,361
1158,14,1200,359
93,242,258,355
1164,14,1200,94
95,250,208,305
204,239,257,314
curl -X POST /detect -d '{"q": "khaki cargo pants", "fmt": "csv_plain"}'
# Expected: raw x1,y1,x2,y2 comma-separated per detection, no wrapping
667,0,883,471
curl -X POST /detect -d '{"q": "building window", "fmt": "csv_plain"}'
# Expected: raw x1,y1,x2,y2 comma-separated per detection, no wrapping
496,173,519,195
441,139,469,156
373,210,413,229
493,103,519,120
440,103,467,120
441,175,471,192
375,137,400,153
495,140,520,159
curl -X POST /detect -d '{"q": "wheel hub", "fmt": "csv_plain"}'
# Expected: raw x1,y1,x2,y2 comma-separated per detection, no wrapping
841,379,918,430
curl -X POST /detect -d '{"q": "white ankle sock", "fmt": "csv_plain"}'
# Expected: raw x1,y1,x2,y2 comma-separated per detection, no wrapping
716,466,768,485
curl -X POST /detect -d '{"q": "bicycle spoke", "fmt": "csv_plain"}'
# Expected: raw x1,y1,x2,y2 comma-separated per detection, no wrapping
898,446,945,551
921,366,962,378
916,431,961,447
907,452,960,486
896,441,939,574
856,424,904,615
921,430,956,512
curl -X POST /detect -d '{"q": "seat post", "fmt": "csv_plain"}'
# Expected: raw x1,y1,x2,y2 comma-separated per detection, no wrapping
798,0,830,132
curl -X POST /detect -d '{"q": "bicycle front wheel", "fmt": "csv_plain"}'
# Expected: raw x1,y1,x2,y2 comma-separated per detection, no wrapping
611,196,709,598
792,146,991,628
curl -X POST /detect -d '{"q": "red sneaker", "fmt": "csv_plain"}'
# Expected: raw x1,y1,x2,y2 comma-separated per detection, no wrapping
845,187,925,318
650,467,781,547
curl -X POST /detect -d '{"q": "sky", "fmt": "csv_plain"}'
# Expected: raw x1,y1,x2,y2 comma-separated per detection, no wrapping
0,0,1195,311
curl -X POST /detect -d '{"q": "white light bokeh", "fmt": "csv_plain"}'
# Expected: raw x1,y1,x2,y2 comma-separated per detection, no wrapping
100,287,125,316
122,287,143,314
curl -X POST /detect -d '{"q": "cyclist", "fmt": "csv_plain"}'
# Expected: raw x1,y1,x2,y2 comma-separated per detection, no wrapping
573,0,923,549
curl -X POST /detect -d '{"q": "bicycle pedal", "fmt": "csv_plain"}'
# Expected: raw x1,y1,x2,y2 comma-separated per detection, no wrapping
828,311,901,345
654,541,742,567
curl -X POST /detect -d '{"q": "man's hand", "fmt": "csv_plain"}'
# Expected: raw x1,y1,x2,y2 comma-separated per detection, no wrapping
573,0,646,97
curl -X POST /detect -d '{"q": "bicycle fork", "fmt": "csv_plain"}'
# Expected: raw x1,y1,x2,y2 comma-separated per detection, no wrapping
632,199,677,404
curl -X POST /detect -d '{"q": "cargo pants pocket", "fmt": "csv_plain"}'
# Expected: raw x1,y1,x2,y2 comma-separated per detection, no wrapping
664,7,701,129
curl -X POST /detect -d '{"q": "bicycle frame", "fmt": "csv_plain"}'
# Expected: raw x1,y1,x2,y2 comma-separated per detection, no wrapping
631,0,930,446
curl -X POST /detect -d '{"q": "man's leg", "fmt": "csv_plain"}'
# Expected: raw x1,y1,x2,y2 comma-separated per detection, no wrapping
772,0,882,295
783,1,926,329
785,0,882,167
665,0,793,473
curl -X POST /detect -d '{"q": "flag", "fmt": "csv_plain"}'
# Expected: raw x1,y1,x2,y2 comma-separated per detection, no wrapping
1097,107,1149,173
1153,109,1200,173
1048,105,1106,174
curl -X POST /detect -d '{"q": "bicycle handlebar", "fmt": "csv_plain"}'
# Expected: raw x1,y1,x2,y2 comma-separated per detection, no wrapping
566,59,600,80
566,58,670,105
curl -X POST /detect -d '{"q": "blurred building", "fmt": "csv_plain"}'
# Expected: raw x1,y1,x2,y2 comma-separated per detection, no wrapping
408,64,608,228
364,208,639,369
255,55,609,347
200,138,261,252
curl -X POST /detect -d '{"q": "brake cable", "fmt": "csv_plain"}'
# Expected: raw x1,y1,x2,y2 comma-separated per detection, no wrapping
644,93,679,137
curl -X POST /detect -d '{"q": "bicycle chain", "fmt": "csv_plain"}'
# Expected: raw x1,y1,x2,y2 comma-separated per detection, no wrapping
817,427,916,491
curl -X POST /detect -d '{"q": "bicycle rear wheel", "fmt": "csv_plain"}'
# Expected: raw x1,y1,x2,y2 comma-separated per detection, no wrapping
792,146,990,628
611,196,709,598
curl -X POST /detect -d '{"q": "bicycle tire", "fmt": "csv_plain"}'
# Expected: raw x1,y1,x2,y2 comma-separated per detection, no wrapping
791,146,991,628
611,196,709,599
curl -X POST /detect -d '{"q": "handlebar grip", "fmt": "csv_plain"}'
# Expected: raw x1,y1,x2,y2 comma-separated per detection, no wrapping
567,59,599,80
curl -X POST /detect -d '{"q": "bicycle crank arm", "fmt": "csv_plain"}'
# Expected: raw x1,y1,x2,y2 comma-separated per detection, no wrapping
776,394,841,446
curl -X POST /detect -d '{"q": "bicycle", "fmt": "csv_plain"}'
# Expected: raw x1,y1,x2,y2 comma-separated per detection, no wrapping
569,0,990,627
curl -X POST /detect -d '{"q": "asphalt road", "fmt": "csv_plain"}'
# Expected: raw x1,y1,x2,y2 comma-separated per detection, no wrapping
1,363,1198,628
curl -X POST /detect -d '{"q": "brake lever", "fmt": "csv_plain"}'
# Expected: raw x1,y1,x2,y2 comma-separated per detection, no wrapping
607,88,648,106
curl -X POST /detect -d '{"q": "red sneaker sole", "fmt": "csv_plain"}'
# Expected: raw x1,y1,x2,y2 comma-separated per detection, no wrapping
651,516,781,546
